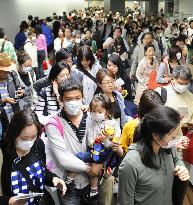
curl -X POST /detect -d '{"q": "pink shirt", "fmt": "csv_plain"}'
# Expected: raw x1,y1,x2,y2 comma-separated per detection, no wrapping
35,34,48,57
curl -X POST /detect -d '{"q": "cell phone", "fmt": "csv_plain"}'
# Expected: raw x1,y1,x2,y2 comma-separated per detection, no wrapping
14,91,19,100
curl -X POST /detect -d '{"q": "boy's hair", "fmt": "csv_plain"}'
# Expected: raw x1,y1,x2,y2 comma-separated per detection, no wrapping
58,77,83,97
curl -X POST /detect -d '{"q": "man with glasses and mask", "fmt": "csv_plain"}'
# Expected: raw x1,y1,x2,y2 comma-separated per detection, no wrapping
156,65,193,128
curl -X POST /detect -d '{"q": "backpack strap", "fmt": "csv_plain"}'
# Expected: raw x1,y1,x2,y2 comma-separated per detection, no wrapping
1,40,6,53
161,87,167,104
46,116,64,138
163,62,169,78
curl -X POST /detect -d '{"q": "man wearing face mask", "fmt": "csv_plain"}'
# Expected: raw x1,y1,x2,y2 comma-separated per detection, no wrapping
156,65,193,127
45,78,99,205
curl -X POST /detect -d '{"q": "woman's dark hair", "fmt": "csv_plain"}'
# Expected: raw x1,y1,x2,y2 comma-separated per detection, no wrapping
95,69,115,94
156,17,163,23
34,25,42,36
64,27,72,33
79,39,92,48
141,32,154,43
96,68,115,84
138,90,164,119
19,21,28,32
90,93,112,118
131,21,139,29
113,27,122,33
108,54,124,78
49,62,70,82
133,105,180,169
49,62,70,96
153,26,162,33
168,45,182,62
144,44,155,53
77,46,96,70
0,28,5,38
85,29,92,34
55,48,71,63
58,77,83,97
28,15,33,21
17,52,31,65
4,109,41,155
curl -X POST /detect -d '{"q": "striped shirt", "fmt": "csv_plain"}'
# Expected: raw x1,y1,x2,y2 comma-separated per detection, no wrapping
35,86,59,116
61,110,87,143
0,81,14,121
0,39,17,62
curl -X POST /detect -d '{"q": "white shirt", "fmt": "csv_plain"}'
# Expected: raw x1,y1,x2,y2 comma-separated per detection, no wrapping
24,39,38,67
54,37,65,52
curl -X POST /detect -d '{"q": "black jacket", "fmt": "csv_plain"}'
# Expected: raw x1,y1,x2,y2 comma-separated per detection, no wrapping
0,138,57,205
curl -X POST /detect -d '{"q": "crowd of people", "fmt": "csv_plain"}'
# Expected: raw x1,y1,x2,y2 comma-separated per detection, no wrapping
0,5,193,205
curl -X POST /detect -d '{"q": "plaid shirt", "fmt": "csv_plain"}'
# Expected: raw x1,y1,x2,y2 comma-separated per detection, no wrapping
11,156,45,205
0,38,17,62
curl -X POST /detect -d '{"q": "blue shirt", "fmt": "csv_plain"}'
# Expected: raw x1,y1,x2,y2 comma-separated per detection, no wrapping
41,24,53,46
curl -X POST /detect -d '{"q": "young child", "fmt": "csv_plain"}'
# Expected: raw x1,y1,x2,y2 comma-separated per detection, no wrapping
65,94,121,198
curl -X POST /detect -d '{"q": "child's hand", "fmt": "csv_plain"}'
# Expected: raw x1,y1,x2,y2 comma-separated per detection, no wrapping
112,142,123,157
98,134,107,142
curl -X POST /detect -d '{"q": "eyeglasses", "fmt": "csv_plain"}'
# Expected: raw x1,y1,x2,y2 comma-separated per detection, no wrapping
101,80,115,85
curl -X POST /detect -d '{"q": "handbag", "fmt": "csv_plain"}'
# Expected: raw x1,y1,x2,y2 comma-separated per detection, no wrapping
99,153,121,205
148,62,170,90
171,151,188,205
99,171,117,205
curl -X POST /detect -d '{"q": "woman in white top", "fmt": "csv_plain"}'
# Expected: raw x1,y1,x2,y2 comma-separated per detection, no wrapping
135,44,159,104
63,27,74,49
54,28,65,52
24,31,38,68
76,45,102,105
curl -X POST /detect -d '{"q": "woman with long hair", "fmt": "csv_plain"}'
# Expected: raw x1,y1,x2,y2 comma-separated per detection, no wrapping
118,105,190,205
76,45,102,105
0,109,66,205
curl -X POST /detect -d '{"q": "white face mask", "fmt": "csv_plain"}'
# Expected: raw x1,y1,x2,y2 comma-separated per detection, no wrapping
176,52,181,60
161,138,178,149
91,113,105,122
182,31,188,35
31,36,36,42
16,138,36,151
22,66,32,73
64,100,82,116
144,29,149,33
173,83,188,94
75,38,81,44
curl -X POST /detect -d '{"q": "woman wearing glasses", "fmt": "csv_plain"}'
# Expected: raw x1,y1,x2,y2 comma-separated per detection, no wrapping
96,68,131,128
